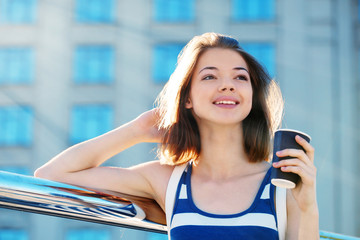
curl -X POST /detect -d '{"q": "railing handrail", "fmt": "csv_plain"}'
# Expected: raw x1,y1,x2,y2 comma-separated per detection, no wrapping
0,171,167,234
320,231,360,240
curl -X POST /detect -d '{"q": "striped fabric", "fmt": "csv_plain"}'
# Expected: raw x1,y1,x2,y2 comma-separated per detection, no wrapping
169,163,279,240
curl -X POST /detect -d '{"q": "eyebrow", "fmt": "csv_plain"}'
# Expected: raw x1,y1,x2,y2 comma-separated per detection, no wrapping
233,67,249,73
199,66,249,74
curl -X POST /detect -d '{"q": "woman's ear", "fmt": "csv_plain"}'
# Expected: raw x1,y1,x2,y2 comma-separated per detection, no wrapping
185,98,192,109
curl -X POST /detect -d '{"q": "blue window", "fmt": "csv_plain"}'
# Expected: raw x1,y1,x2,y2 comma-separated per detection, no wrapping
232,0,275,21
241,43,276,77
147,232,168,240
74,46,114,84
0,229,28,240
153,0,195,22
0,106,33,146
75,0,115,23
0,48,34,85
70,105,113,144
0,0,36,23
66,229,110,240
153,44,184,83
0,166,30,175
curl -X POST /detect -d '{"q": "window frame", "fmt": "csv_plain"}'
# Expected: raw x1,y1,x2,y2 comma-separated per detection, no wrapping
0,47,34,85
153,0,195,23
231,0,276,22
74,0,115,23
240,42,276,77
0,0,37,23
0,105,33,147
73,45,115,85
0,228,28,240
66,228,111,240
152,43,185,84
69,104,113,145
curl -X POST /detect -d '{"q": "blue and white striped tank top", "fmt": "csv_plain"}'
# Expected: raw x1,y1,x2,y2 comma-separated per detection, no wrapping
169,163,279,240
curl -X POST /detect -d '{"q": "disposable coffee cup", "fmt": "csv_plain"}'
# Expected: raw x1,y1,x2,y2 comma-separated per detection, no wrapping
270,129,311,189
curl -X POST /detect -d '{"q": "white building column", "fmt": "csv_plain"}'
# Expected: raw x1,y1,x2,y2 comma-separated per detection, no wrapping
334,0,358,235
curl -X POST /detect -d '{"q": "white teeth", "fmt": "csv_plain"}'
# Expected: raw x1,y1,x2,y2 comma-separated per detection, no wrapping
215,101,236,105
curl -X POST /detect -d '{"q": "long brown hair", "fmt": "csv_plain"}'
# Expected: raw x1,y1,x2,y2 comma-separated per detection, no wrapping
156,32,283,165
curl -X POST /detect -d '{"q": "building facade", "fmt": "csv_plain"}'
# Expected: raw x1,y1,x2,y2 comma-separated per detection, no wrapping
0,0,359,239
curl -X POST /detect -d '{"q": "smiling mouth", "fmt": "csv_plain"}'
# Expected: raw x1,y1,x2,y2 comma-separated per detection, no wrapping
213,100,239,105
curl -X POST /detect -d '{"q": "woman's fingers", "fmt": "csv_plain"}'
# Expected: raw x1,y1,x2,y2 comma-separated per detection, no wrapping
273,158,316,186
295,135,315,161
281,165,316,186
273,158,306,168
273,158,311,177
276,148,311,165
276,135,315,164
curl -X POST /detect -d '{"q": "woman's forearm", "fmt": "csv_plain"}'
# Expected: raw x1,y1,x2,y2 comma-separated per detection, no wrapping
298,206,320,240
35,119,145,178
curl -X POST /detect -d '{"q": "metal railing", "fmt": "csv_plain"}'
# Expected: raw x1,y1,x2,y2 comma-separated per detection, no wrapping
0,171,359,239
0,171,167,234
320,231,360,240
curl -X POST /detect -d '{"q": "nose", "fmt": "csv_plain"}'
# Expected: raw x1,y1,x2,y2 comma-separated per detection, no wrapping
218,78,235,92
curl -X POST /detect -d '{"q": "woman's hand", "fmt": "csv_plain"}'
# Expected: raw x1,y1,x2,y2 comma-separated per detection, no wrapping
134,108,164,143
272,135,317,213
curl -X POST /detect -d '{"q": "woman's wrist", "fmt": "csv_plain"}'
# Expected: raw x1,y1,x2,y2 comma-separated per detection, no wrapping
110,119,145,145
300,199,319,215
300,206,319,219
131,110,162,143
299,205,319,240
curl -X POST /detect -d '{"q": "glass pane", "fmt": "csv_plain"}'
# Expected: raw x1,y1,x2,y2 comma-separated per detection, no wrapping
66,229,110,240
75,0,114,23
0,0,36,23
232,0,275,21
154,0,194,22
241,43,276,77
153,44,184,83
0,229,28,240
263,0,275,19
0,106,33,146
74,46,114,84
0,48,34,84
147,232,168,240
70,105,113,144
0,166,30,175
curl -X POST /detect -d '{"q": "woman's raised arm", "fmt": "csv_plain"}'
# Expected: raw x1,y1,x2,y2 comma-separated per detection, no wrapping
34,109,172,201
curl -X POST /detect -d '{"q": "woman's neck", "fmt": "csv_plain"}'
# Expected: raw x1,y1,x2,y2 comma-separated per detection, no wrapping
193,123,263,180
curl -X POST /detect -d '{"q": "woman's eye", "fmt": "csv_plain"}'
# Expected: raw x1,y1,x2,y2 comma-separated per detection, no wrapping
203,75,215,80
236,75,248,81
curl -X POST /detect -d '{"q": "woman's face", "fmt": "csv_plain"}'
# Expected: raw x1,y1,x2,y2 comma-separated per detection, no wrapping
186,48,253,126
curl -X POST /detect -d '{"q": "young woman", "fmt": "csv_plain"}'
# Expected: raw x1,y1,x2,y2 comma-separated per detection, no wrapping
35,33,319,239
